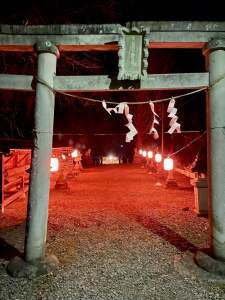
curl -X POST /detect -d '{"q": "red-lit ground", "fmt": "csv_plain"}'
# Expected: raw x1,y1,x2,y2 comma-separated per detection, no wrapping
0,164,224,299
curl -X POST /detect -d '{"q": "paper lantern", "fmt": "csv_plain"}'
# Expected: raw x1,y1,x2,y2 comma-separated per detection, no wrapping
50,158,59,172
155,153,162,163
142,151,147,157
163,157,174,171
147,151,153,158
71,149,78,158
139,149,143,155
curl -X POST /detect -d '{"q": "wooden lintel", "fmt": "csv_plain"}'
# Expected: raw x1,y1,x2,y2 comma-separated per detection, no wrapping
141,73,209,90
0,43,206,52
55,73,209,91
0,45,33,52
0,22,224,52
0,74,33,91
149,42,205,49
0,44,119,52
57,44,119,52
0,73,209,92
0,34,120,52
0,27,225,52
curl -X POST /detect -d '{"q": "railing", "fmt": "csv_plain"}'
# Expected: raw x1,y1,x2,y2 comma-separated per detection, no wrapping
0,147,82,212
174,166,208,216
174,167,198,180
0,150,30,213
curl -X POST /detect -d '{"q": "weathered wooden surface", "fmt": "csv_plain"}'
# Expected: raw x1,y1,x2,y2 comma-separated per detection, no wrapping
140,73,209,90
1,22,225,51
0,73,209,91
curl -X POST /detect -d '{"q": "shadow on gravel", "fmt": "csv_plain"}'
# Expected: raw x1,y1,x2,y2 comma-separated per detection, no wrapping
131,214,198,253
0,238,22,260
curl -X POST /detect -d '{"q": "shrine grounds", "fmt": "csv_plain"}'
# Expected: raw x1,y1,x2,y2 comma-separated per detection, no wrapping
0,164,225,300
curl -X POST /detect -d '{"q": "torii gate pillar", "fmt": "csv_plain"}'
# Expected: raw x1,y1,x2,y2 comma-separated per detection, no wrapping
24,41,59,262
204,39,225,261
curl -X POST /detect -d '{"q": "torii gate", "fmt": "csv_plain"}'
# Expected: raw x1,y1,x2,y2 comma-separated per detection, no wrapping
0,21,225,269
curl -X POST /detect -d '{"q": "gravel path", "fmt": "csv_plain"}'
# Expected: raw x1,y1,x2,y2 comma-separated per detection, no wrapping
0,164,225,299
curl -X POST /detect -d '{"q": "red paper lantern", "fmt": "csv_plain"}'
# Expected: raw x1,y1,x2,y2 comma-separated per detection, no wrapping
71,149,78,158
147,151,153,158
155,153,162,163
163,157,174,171
50,157,59,172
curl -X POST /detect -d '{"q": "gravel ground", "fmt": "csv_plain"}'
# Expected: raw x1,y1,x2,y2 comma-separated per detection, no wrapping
0,164,225,300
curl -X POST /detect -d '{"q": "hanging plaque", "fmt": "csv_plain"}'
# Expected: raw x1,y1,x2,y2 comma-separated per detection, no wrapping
118,27,149,80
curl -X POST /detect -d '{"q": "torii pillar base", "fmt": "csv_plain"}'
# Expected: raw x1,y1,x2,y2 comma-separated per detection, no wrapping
174,250,225,284
7,255,59,278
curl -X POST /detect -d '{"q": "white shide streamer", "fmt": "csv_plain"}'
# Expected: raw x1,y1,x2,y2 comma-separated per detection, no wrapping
149,101,159,139
102,101,138,142
167,97,181,134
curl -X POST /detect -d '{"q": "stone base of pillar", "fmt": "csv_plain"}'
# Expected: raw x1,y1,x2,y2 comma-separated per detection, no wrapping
7,255,59,278
174,250,225,284
195,250,225,276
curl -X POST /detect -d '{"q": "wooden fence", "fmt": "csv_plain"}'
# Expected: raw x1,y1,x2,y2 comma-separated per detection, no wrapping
0,147,82,213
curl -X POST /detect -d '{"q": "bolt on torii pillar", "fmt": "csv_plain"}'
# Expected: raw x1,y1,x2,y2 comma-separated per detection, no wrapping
204,39,225,261
25,41,59,263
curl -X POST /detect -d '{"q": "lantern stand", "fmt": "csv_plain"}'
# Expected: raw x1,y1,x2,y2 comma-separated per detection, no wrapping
55,157,69,191
66,153,75,179
146,151,156,174
72,154,82,176
147,158,157,174
154,153,163,186
165,171,178,188
164,157,178,188
141,150,147,169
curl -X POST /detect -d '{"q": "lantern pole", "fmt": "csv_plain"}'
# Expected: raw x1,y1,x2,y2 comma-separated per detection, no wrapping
161,103,164,159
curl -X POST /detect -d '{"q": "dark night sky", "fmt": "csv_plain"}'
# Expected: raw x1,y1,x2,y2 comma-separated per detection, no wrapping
0,0,223,24
0,0,221,152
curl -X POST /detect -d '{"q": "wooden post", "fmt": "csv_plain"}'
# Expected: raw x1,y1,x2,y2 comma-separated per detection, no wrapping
24,41,59,263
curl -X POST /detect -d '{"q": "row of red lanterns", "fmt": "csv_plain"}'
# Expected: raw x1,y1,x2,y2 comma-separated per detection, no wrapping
138,149,174,171
50,149,80,172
